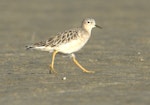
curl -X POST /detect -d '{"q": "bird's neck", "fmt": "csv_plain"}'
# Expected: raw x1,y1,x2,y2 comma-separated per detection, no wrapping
82,25,92,34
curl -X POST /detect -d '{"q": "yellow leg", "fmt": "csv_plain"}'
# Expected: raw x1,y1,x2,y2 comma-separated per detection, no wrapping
49,50,58,74
71,54,95,73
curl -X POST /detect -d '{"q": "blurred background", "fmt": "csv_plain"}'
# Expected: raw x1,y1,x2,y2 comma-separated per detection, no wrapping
0,0,150,105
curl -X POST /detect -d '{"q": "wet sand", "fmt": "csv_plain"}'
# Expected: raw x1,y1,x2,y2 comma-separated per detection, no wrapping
0,0,150,105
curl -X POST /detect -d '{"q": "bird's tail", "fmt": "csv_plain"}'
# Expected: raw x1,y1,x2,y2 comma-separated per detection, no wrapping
25,40,54,52
26,40,46,50
25,44,53,52
25,45,34,50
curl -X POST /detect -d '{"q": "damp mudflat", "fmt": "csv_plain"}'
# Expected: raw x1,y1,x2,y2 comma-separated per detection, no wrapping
0,0,150,105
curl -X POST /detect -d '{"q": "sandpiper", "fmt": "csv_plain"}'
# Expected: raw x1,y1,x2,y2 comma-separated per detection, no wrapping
26,18,102,74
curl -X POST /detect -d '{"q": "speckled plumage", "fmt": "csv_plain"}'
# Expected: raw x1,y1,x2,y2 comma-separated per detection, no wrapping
43,29,79,47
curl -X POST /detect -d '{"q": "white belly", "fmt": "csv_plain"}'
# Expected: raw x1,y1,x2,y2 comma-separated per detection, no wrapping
56,35,90,54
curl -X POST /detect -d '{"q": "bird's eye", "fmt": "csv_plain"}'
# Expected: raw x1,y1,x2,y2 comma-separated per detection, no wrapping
87,21,90,23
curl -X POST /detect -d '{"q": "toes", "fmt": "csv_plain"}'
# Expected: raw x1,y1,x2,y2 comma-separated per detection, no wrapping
83,70,95,73
49,67,57,74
